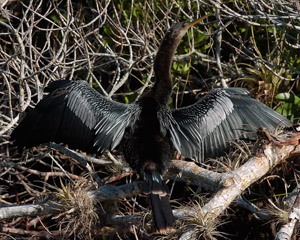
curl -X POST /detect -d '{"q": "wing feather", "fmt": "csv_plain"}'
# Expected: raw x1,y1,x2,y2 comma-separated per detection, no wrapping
11,80,141,153
167,88,291,162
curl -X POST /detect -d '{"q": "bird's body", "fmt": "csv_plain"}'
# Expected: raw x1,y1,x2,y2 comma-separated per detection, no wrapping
123,95,172,175
11,17,291,233
122,95,175,229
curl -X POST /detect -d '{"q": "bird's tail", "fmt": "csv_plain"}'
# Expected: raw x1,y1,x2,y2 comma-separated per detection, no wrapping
142,172,175,233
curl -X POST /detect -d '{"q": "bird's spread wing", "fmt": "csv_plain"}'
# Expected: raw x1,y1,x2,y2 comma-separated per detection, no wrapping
164,88,291,162
11,80,141,153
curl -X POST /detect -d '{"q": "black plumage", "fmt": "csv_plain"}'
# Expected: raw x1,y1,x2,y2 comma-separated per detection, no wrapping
11,17,291,233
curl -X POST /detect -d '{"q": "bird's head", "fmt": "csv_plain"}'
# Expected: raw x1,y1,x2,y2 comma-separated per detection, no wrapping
163,15,210,45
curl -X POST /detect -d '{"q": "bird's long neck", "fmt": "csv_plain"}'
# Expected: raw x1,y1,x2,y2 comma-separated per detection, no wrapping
151,35,182,105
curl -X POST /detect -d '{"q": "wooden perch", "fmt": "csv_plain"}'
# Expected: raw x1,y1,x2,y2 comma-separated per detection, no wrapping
202,133,300,218
169,160,225,192
174,130,300,239
0,182,141,220
1,130,300,237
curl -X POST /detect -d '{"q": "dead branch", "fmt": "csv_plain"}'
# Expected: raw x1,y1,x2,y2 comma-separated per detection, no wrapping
275,191,300,240
0,181,141,220
177,131,300,239
1,131,300,231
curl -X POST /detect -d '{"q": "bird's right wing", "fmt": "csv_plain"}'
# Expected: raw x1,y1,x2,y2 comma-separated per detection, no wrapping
11,80,142,153
167,88,291,162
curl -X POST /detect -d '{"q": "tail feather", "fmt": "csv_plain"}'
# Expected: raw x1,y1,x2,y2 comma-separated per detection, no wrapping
150,194,175,232
160,194,175,228
142,173,175,232
151,180,169,196
150,194,168,230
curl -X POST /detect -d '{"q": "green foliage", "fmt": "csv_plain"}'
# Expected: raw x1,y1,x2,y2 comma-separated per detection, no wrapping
50,14,61,25
276,93,300,122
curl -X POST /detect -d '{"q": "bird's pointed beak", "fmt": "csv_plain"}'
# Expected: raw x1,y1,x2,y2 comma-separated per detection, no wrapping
186,14,210,29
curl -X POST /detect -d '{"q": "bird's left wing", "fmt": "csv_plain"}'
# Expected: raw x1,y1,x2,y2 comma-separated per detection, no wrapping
11,80,142,153
161,88,291,162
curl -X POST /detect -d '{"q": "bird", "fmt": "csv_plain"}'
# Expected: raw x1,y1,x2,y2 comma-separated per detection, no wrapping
11,16,291,233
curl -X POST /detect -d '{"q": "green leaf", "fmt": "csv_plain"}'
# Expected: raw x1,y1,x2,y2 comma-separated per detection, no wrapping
123,95,129,104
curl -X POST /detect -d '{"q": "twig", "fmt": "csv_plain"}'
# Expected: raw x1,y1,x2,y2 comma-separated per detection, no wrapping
48,143,105,186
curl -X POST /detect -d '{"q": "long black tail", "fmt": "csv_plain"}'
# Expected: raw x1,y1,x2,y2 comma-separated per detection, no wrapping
142,173,175,232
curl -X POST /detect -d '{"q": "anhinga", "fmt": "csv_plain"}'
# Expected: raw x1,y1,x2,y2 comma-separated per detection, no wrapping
11,17,291,233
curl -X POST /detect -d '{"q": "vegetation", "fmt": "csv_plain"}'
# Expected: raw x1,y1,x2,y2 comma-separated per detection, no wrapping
0,0,300,239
